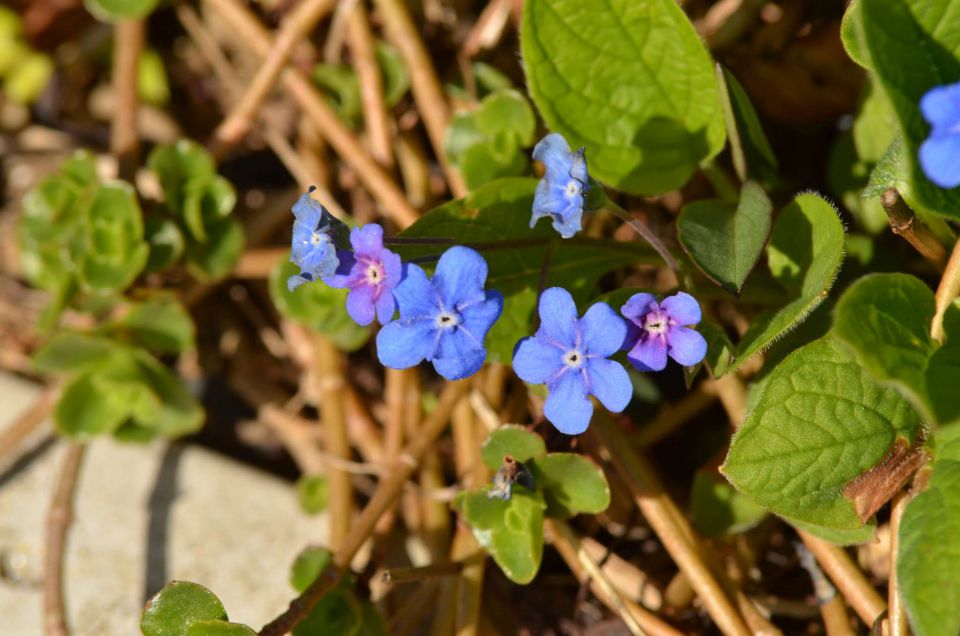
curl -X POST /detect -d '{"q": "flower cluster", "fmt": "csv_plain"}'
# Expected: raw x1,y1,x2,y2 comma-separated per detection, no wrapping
289,132,708,436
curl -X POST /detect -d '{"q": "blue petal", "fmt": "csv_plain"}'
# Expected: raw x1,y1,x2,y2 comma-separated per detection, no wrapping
537,287,579,348
580,302,627,358
920,83,960,130
345,285,377,326
661,292,702,326
287,273,312,292
324,251,357,288
620,293,657,323
533,133,574,178
351,223,384,256
544,370,593,435
374,291,396,324
920,134,960,188
393,263,440,320
433,348,487,380
585,358,631,413
513,336,563,384
292,191,324,224
668,327,708,367
459,290,503,346
626,335,668,372
569,148,589,185
377,319,436,369
532,180,583,239
550,207,583,239
436,325,478,362
433,246,488,309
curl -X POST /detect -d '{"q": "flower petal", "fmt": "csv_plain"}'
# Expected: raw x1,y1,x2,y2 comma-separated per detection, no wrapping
436,324,478,362
345,285,377,326
533,133,574,178
626,335,668,372
580,301,627,357
537,287,579,348
620,293,658,323
291,191,324,224
661,291,702,326
433,348,487,380
381,249,403,289
920,83,960,130
513,336,563,384
323,251,357,288
920,134,960,188
393,263,440,320
544,370,593,435
459,290,503,346
351,223,384,256
433,246,488,308
569,148,588,184
374,290,396,324
376,319,435,370
667,327,708,367
585,358,632,413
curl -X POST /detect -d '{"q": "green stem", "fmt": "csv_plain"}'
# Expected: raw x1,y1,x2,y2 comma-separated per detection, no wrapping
601,198,680,274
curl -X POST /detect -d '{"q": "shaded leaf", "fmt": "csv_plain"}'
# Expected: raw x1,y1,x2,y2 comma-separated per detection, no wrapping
529,453,610,518
481,425,547,471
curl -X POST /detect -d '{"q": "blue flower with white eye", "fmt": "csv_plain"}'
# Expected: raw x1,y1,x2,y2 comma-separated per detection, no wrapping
288,191,341,292
531,133,589,239
920,82,960,188
376,246,503,381
324,224,401,326
620,292,707,372
512,287,632,436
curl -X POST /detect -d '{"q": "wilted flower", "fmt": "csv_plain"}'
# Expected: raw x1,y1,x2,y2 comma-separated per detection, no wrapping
530,133,589,239
288,190,342,292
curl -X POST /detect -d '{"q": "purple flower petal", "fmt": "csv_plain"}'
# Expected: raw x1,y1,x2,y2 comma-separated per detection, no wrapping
580,301,627,358
661,291,702,326
350,223,384,256
377,319,436,370
537,287,579,348
374,290,396,324
513,336,563,384
543,370,593,435
434,246,488,308
626,335,668,372
920,134,960,188
585,358,631,413
620,293,658,323
345,285,377,326
920,83,960,130
667,326,708,367
382,249,402,285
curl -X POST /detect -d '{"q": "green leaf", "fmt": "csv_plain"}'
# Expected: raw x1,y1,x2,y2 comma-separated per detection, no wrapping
529,453,610,518
296,475,330,515
55,368,141,438
138,49,170,106
144,215,185,273
86,0,157,20
108,295,195,353
312,64,362,125
186,621,257,636
149,140,217,213
475,90,536,146
722,336,922,530
690,470,766,537
2,51,53,104
786,516,878,546
899,459,960,636
481,425,547,471
521,0,725,195
700,322,735,378
269,260,372,352
720,67,778,181
76,180,149,292
33,332,121,373
849,0,960,221
374,42,409,106
141,581,227,636
833,273,937,420
290,547,334,593
397,178,652,361
456,487,546,584
184,218,244,281
293,589,363,636
677,181,772,294
730,193,845,372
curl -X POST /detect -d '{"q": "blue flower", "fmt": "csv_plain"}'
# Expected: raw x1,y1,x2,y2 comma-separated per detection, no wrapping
920,82,960,188
620,292,707,372
288,190,343,292
324,224,402,326
512,287,631,435
377,246,503,380
531,133,589,239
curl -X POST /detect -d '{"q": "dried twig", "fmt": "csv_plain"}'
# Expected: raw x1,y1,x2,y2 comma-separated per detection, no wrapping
111,19,144,182
932,237,960,343
347,2,394,167
881,189,948,273
887,491,910,636
258,380,469,636
0,386,55,465
43,443,87,636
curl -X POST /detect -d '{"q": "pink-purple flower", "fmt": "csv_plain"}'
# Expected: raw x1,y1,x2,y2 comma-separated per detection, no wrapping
621,291,707,371
324,224,401,326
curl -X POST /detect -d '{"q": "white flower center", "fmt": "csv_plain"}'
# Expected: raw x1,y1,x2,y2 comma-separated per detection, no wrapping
310,231,327,246
644,311,670,336
562,348,585,369
565,180,581,198
365,262,383,285
435,311,461,329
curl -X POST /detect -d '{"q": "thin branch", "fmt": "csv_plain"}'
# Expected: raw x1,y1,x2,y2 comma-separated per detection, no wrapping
382,562,463,583
797,530,886,628
43,443,87,636
202,0,419,228
111,19,145,182
347,2,394,167
548,519,684,636
603,202,679,275
881,188,948,273
932,237,960,343
0,386,56,464
590,416,752,636
212,0,335,152
372,0,468,197
258,379,469,636
636,384,717,448
887,491,910,636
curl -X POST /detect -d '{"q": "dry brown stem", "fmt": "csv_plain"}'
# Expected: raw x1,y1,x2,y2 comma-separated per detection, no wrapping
111,19,144,182
43,443,87,636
